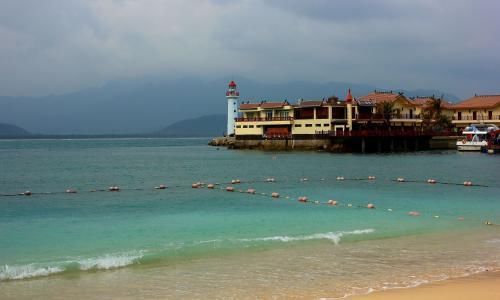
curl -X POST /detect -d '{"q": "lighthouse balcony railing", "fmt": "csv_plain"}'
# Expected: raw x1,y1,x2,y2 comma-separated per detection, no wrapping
315,129,456,138
235,117,294,122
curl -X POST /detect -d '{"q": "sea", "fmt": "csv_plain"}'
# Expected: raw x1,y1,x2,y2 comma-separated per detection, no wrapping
0,138,499,299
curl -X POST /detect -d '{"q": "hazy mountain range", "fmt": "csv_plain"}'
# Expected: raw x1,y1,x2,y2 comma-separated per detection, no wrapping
0,76,459,135
0,123,30,137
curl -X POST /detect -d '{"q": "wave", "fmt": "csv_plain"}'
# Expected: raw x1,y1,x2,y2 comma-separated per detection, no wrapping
77,251,144,270
0,251,144,281
0,230,374,281
236,229,375,245
0,264,64,281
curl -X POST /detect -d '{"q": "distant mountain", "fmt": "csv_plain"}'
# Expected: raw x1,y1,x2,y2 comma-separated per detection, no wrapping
158,114,226,137
0,123,30,137
0,76,460,135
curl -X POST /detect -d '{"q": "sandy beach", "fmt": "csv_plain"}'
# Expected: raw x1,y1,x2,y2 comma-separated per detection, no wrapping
354,271,500,299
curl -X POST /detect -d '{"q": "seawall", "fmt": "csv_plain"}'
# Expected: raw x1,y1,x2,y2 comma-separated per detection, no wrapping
210,135,460,153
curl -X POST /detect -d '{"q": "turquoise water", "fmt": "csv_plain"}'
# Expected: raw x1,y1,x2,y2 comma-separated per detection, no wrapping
0,138,499,297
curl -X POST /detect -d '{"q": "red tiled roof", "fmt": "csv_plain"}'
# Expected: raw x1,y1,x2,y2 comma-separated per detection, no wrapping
297,100,323,108
260,102,287,109
358,91,400,103
410,97,454,109
239,103,260,110
453,95,500,109
358,91,413,106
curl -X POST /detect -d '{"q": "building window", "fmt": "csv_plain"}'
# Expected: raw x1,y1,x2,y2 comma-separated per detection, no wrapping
243,125,248,128
256,125,262,128
315,124,321,127
249,125,254,128
305,124,313,127
324,124,329,127
294,124,302,127
236,125,241,128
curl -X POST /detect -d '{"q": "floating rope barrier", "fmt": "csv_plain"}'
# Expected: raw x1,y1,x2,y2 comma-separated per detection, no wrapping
0,174,497,203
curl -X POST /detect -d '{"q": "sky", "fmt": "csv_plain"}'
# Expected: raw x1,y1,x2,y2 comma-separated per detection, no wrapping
1,0,499,98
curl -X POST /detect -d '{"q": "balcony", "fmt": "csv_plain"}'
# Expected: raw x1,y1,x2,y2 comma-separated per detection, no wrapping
235,117,294,122
452,115,500,121
390,113,421,120
315,129,456,138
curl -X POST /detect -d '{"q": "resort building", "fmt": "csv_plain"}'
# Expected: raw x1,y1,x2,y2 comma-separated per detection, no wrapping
451,94,500,129
234,90,437,139
409,96,455,119
230,82,500,140
357,91,421,127
236,100,294,138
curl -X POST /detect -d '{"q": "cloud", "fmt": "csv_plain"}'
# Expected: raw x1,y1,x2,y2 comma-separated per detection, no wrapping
0,0,499,97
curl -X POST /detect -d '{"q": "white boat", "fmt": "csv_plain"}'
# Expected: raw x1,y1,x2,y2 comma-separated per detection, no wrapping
457,124,499,151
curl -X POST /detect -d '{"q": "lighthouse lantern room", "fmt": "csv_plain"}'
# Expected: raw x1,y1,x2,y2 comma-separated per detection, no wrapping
226,80,239,136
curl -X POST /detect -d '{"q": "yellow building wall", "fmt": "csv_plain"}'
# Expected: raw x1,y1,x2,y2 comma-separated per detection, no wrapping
452,106,500,127
292,119,330,135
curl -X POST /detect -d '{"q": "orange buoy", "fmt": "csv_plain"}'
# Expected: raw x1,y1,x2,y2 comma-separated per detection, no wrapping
408,211,420,216
65,189,77,193
367,203,375,209
247,188,256,194
327,200,338,205
298,196,308,202
226,186,234,192
271,192,280,198
397,178,405,182
207,184,215,189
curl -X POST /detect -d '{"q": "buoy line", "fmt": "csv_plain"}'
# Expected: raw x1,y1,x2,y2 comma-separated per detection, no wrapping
0,176,496,225
0,174,497,199
201,183,498,225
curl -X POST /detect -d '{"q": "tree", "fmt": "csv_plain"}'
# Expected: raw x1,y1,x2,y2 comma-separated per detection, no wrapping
376,101,395,125
422,95,451,132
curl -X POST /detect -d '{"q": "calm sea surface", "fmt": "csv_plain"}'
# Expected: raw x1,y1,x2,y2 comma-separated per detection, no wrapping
0,138,499,299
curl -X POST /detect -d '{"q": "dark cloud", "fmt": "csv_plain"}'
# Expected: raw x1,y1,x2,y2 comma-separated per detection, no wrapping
0,0,499,97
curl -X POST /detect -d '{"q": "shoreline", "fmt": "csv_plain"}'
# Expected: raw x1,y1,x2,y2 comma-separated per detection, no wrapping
352,270,500,299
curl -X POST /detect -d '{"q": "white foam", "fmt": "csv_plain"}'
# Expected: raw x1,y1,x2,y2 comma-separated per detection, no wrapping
237,229,375,245
0,264,64,281
485,238,500,244
77,251,144,270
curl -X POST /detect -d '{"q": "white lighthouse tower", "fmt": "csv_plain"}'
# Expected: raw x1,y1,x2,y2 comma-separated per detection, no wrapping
226,80,239,136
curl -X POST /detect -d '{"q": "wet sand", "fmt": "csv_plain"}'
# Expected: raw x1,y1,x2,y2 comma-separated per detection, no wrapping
354,271,500,300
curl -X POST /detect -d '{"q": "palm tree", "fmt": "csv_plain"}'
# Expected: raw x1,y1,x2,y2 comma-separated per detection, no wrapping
376,101,395,125
423,95,451,132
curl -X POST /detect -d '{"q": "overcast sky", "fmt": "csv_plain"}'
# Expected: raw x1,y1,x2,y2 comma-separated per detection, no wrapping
1,0,499,97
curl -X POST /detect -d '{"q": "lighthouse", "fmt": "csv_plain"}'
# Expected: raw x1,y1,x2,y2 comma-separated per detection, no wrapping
226,80,239,136
346,88,353,132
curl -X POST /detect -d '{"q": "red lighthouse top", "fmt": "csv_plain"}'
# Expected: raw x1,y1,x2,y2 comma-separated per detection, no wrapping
345,88,353,103
226,80,239,97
